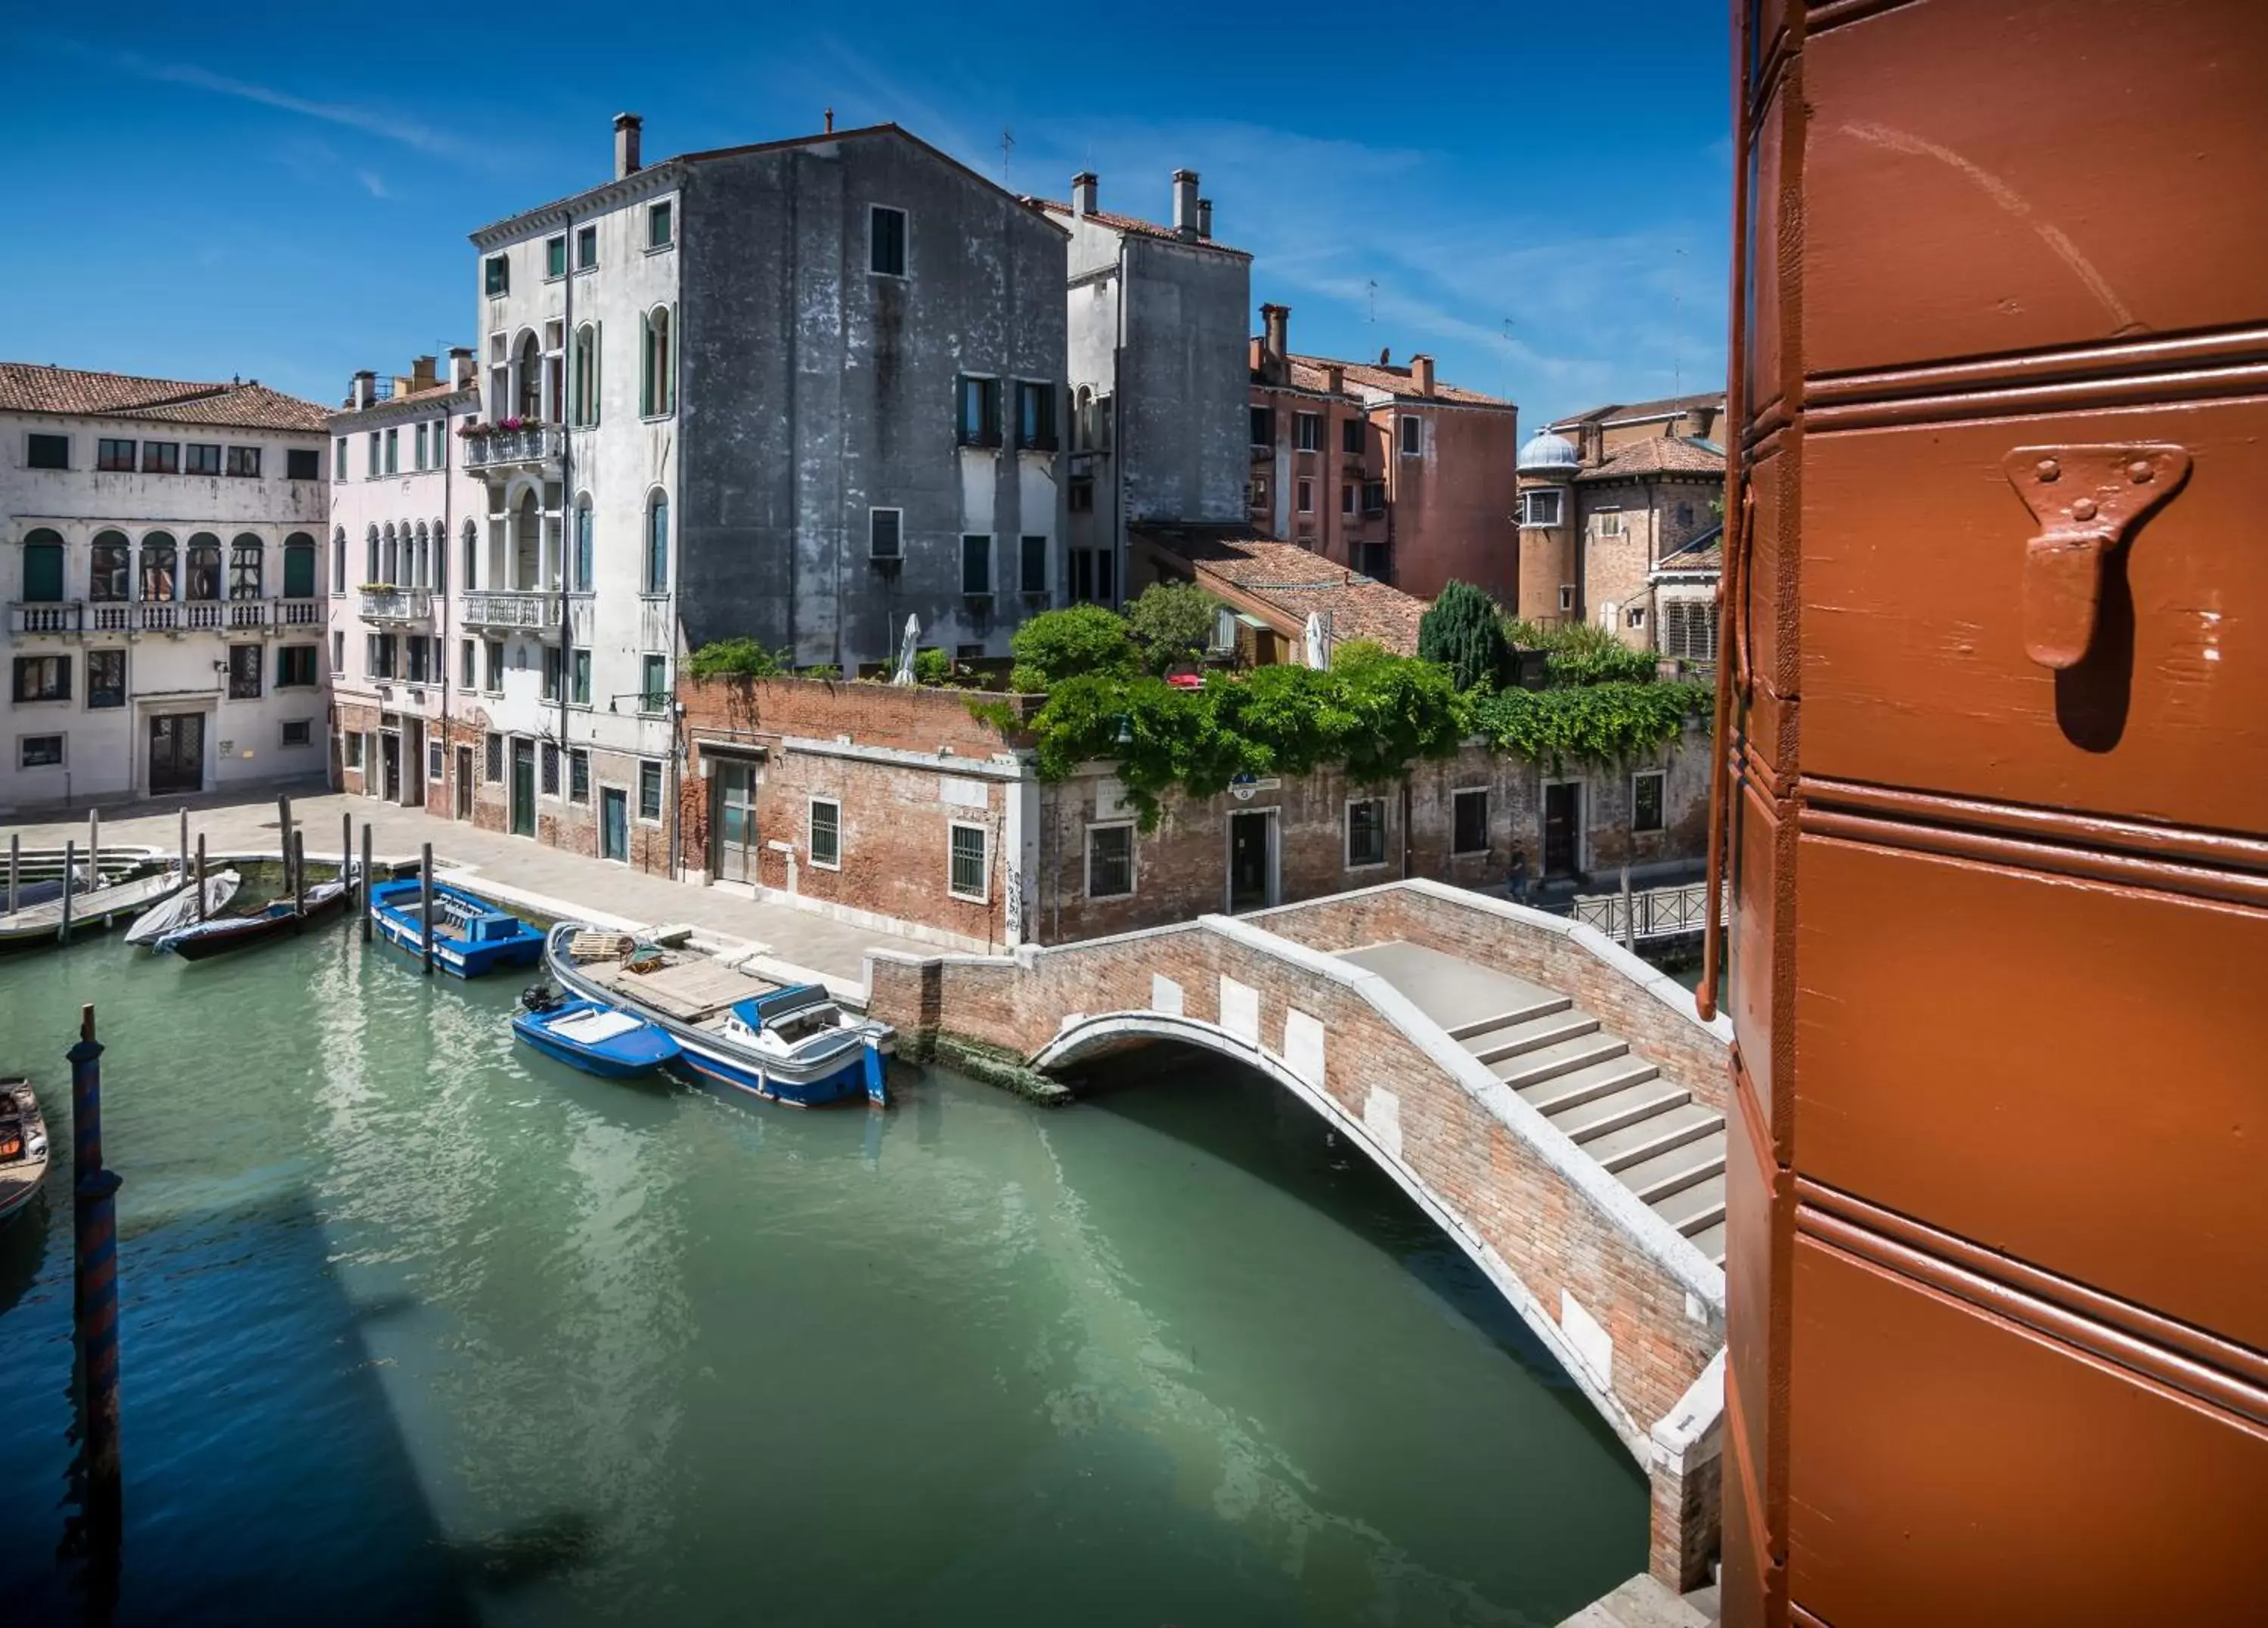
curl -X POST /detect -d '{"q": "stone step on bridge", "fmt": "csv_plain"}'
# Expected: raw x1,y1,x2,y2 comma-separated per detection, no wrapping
867,877,1732,1593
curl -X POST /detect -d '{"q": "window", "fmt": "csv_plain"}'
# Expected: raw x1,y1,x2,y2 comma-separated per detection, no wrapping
644,492,669,593
428,739,444,782
1295,412,1321,452
367,633,397,679
414,423,427,471
287,447,318,481
85,650,125,709
383,428,398,475
870,205,907,276
569,749,590,803
641,307,674,416
1249,475,1269,509
186,443,222,475
572,497,593,590
637,760,663,820
1341,418,1362,455
571,325,599,427
89,534,129,601
139,534,177,601
18,735,64,769
1297,478,1313,514
226,644,262,699
343,731,365,769
485,640,504,692
405,637,432,686
1015,380,1057,450
365,432,380,478
810,799,841,868
541,645,561,701
485,732,503,783
485,254,509,296
1341,483,1356,515
1362,480,1386,512
283,534,315,598
571,648,592,707
576,225,597,269
282,720,313,749
1662,600,1718,664
1020,535,1048,596
1632,772,1665,834
1520,489,1564,528
1086,824,1134,898
545,234,567,277
1250,405,1274,447
541,740,560,796
956,376,1001,447
276,645,318,688
961,534,991,596
96,438,135,471
1627,606,1647,630
27,433,67,469
1594,509,1626,537
143,441,181,474
463,519,482,593
1360,542,1392,580
869,507,902,561
1399,416,1421,457
948,822,987,902
1068,546,1114,606
229,536,263,600
334,437,347,479
332,630,344,673
21,531,63,600
1560,584,1576,613
641,654,667,713
647,202,673,249
1068,476,1094,513
227,445,261,478
1452,788,1488,856
1345,797,1388,868
332,529,347,593
186,536,221,599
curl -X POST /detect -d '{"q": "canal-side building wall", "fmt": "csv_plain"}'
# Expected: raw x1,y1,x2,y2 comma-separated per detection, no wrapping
2,365,332,814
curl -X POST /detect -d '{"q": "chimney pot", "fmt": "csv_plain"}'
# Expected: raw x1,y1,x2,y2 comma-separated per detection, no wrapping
448,346,476,389
1259,303,1290,379
1196,197,1213,240
1411,354,1435,397
824,106,835,134
1579,420,1605,466
1172,169,1200,239
613,112,643,180
352,369,376,409
1071,170,1098,217
1681,402,1718,439
410,354,438,391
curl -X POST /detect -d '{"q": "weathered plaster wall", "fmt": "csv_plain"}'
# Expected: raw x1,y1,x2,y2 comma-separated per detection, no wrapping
1119,238,1250,527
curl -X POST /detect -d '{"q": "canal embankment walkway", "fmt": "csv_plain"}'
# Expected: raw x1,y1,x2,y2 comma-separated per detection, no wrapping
4,782,928,992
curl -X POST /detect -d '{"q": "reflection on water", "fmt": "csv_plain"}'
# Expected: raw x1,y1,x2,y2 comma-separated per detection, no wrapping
0,931,1642,1626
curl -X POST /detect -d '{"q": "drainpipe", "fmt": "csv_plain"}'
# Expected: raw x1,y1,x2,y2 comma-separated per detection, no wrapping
558,210,575,817
439,368,454,818
1114,235,1129,606
1401,778,1413,878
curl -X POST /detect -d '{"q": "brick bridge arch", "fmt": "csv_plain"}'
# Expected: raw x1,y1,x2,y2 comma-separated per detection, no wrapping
869,879,1734,1590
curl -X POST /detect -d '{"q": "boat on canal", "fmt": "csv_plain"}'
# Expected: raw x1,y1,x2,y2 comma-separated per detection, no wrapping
544,923,891,1106
0,1079,50,1226
156,875,351,961
368,878,544,978
123,870,242,947
0,867,188,948
512,990,680,1079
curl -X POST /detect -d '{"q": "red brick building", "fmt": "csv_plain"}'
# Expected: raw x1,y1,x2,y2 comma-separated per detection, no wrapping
1129,526,1428,661
1247,305,1519,604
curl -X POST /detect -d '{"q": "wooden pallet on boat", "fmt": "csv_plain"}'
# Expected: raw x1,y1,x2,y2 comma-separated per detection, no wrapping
581,955,769,1023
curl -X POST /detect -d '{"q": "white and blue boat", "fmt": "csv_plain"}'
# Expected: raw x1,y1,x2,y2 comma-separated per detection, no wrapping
513,993,680,1080
369,878,544,978
544,922,890,1107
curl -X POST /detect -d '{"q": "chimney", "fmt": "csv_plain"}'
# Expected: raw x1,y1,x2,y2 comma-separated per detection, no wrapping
1071,170,1098,217
448,346,476,389
614,113,643,180
410,354,438,392
1411,354,1435,397
824,106,835,135
1196,197,1213,240
1325,363,1343,394
352,369,376,410
1579,419,1605,466
1260,303,1290,376
1172,169,1200,239
1681,401,1718,439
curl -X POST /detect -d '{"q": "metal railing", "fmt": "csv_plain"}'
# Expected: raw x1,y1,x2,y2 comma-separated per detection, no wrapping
1561,879,1722,944
463,424,565,470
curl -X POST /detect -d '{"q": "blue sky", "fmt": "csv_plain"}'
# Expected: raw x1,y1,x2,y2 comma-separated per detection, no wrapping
0,2,1729,426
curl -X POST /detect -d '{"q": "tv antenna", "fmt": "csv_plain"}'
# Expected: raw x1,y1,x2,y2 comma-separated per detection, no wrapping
1366,278,1378,325
999,128,1015,186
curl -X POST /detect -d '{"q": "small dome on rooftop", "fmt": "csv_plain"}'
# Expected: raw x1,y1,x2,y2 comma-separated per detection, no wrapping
1517,429,1580,475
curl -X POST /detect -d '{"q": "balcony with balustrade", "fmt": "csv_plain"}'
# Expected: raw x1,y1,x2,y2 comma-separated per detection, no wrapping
9,597,324,639
9,602,84,637
462,422,565,479
359,587,435,627
460,590,559,633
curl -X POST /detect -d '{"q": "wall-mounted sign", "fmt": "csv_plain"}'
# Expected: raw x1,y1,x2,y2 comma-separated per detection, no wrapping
1229,774,1281,803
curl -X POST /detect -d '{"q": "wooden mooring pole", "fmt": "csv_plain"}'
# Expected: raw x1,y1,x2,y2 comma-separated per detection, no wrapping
69,1004,125,1555
1620,864,1636,954
420,842,435,975
277,794,293,888
59,838,75,946
194,834,207,923
178,807,189,884
341,812,354,906
8,831,17,915
88,807,101,872
361,826,373,942
293,832,308,926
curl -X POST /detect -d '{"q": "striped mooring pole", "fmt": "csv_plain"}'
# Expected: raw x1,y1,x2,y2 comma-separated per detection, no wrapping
70,1003,125,1552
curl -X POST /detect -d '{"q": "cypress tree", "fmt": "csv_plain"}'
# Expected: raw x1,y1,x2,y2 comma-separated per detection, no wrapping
1417,580,1511,692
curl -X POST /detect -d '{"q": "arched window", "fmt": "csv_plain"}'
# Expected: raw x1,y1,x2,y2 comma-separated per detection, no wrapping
643,490,668,593
90,531,131,602
515,330,542,421
571,323,599,427
140,531,178,600
229,534,264,601
641,306,673,416
413,523,430,590
186,534,222,601
21,528,64,602
460,517,479,593
332,528,348,594
382,523,398,587
574,494,594,591
432,518,448,593
365,525,380,586
283,532,316,599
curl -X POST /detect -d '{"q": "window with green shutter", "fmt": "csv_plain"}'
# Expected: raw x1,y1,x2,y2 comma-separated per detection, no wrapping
21,531,63,601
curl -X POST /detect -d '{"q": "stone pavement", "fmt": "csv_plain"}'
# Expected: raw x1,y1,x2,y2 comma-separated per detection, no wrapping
4,778,928,988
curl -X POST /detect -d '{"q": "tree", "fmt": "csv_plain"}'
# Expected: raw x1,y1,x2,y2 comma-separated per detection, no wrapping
1123,581,1219,673
1009,605,1138,690
1417,580,1510,692
685,638,789,679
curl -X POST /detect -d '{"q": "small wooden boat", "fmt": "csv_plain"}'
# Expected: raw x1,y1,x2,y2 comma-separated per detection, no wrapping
544,923,891,1107
156,877,349,961
368,877,544,978
0,867,186,946
124,870,241,946
0,1079,51,1226
512,990,680,1079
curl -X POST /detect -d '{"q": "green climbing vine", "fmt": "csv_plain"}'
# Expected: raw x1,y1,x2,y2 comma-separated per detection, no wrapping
1465,679,1712,775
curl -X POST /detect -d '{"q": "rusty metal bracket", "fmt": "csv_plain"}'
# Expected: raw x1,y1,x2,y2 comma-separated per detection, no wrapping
2003,444,2191,670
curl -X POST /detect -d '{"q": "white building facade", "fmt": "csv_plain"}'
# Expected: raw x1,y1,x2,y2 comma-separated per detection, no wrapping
2,365,330,813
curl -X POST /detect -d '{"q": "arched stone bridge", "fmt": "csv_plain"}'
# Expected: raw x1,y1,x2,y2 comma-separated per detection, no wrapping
868,878,1732,1590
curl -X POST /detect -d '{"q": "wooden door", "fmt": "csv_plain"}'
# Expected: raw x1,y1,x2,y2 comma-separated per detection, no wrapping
1541,783,1578,877
510,740,534,837
454,747,472,820
713,764,758,882
148,713,202,794
600,788,629,862
1226,811,1273,912
1720,5,2268,1623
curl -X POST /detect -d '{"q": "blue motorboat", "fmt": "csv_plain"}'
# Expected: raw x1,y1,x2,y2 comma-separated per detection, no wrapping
369,878,544,977
513,995,680,1079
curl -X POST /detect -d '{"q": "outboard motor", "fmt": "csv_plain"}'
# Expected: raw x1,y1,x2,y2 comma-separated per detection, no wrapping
521,981,563,1014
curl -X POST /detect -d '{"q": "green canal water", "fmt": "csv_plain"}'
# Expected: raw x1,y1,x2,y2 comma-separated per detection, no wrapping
0,928,1643,1626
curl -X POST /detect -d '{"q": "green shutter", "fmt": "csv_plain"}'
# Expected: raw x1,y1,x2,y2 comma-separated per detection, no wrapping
284,543,315,599
23,542,64,602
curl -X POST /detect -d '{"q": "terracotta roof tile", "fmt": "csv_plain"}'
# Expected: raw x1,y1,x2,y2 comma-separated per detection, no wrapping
1654,522,1724,576
1574,435,1725,481
1266,353,1508,409
1134,527,1428,655
0,363,329,433
1024,197,1250,258
1549,389,1724,429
